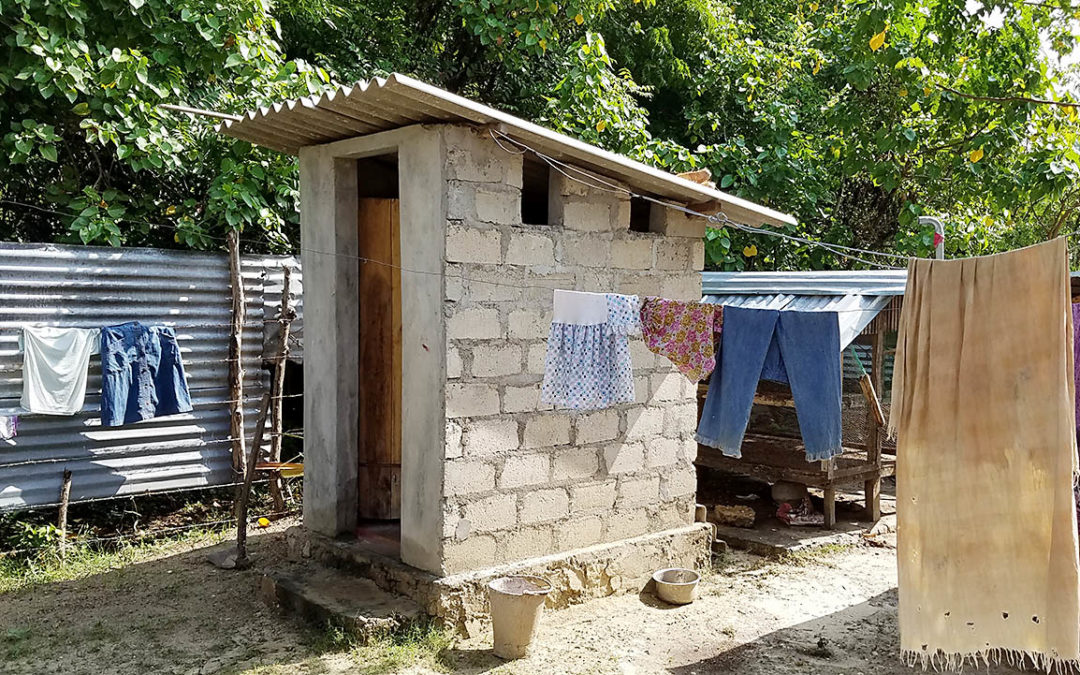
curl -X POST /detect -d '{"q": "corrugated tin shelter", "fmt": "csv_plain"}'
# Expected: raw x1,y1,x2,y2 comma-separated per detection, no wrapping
698,270,905,528
215,73,795,629
0,243,302,511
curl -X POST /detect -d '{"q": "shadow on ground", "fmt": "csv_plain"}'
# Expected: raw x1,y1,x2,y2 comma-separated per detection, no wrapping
0,528,334,675
668,589,1027,675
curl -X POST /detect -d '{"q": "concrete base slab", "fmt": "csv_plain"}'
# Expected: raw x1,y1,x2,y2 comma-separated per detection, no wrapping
257,565,423,640
286,522,714,636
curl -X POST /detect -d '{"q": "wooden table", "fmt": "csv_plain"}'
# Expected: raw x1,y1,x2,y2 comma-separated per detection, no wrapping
696,433,895,528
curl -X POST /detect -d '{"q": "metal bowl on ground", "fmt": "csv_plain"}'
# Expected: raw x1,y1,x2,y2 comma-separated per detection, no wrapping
652,568,701,605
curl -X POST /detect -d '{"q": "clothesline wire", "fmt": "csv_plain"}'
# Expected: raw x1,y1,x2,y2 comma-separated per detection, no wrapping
487,130,910,269
0,353,303,373
0,506,301,558
0,320,294,330
5,131,1075,275
2,166,908,285
0,390,302,413
0,428,305,469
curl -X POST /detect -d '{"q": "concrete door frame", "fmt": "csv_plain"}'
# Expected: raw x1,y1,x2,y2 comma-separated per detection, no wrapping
299,124,448,574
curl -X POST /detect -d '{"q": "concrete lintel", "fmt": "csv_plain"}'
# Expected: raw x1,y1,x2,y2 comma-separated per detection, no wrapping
307,124,429,160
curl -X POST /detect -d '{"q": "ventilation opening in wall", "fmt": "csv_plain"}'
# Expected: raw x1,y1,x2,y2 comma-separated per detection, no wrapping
629,197,651,233
355,155,403,559
521,157,550,225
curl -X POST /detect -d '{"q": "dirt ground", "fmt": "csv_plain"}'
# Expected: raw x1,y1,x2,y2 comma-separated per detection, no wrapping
0,520,1029,675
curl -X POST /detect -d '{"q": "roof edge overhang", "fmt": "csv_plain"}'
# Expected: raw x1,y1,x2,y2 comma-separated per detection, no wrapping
216,74,796,228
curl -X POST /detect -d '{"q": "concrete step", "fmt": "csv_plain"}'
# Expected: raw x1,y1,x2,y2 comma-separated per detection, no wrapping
258,564,425,640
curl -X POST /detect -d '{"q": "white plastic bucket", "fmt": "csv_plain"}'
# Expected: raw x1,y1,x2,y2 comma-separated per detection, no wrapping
487,575,552,659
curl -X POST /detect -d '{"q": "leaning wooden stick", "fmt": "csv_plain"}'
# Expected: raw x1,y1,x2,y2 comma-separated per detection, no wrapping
234,392,271,569
268,265,295,512
227,231,247,476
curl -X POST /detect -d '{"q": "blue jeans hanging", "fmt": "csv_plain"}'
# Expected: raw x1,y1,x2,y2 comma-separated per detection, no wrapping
101,322,193,427
696,307,843,462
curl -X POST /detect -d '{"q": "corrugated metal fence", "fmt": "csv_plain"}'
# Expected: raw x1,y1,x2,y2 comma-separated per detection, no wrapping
0,242,302,511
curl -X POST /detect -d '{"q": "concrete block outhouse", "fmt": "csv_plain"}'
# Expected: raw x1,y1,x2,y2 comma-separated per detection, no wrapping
218,75,796,624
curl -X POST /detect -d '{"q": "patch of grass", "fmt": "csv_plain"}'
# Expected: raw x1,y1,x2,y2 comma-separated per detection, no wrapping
310,620,455,675
780,542,854,567
4,626,33,660
359,622,454,674
0,525,229,594
710,547,733,572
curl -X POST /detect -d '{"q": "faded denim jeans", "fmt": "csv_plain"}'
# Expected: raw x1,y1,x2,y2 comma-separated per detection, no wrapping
696,307,843,462
101,321,193,427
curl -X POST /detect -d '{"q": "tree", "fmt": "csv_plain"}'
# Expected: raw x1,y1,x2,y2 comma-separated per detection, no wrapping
594,0,1080,268
0,0,330,250
2,0,1077,270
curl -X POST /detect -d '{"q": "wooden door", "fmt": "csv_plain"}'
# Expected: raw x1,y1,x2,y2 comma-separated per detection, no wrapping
357,198,402,520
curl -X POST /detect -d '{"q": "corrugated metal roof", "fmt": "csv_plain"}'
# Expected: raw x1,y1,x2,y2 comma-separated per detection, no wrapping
0,242,294,511
702,293,893,350
216,74,795,228
702,270,908,296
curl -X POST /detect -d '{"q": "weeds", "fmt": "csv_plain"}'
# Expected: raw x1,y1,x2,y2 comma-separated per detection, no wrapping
310,619,456,675
3,627,32,660
780,542,855,567
0,525,229,594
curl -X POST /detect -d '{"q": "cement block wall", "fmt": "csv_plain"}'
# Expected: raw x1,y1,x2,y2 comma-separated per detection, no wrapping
438,125,707,575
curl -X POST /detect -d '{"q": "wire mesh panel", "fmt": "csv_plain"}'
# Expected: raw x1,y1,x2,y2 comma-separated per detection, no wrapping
744,339,896,454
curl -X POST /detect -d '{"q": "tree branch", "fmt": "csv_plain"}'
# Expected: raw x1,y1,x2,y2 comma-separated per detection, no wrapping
915,124,988,157
939,85,1080,108
1018,0,1077,9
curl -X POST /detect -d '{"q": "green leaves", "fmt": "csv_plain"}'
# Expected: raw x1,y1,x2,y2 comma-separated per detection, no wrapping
0,0,327,250
1,0,1075,263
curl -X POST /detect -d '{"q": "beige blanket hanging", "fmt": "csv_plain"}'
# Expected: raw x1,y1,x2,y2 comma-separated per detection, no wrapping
890,238,1080,671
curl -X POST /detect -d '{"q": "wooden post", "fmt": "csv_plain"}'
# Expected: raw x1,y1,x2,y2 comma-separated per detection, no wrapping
235,393,271,569
863,329,886,522
823,486,837,529
227,231,247,476
268,265,295,513
57,469,72,561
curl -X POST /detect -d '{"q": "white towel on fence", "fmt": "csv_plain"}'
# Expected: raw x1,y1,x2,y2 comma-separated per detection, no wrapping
20,326,100,415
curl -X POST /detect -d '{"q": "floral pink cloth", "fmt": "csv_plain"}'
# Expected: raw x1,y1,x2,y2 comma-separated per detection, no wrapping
639,298,723,382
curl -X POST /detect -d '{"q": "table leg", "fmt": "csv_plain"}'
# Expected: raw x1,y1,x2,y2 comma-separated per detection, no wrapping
864,478,881,522
823,487,836,529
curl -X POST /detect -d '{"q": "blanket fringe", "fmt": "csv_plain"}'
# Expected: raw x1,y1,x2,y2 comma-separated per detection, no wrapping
901,648,1080,674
